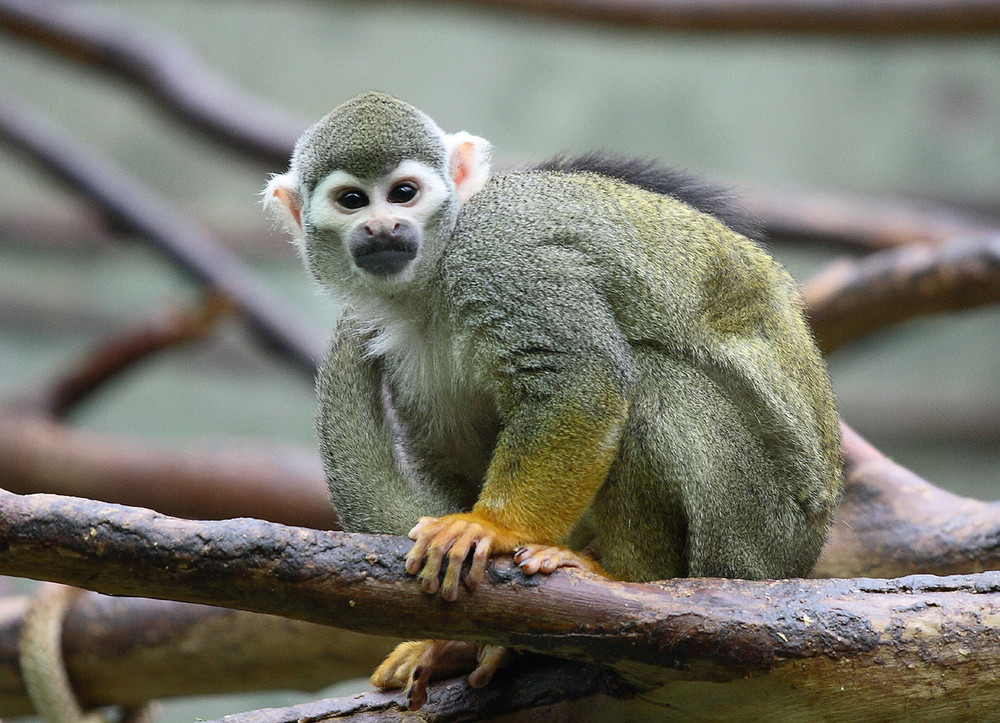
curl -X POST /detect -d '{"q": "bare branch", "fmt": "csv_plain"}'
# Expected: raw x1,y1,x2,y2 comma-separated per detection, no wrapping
0,416,335,529
7,294,237,420
209,659,617,723
0,0,302,164
0,592,396,716
814,422,1000,578
746,188,1000,250
803,233,1000,354
5,0,998,257
445,0,1000,34
0,96,323,375
0,480,997,674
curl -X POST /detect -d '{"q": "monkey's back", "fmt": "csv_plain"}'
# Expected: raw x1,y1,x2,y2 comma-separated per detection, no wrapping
444,170,842,579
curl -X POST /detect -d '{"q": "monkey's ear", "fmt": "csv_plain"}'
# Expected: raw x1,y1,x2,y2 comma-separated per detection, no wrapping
262,173,304,238
444,131,491,203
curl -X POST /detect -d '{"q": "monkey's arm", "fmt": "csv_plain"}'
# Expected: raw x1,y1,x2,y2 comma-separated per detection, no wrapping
316,316,462,535
407,361,630,598
407,265,636,599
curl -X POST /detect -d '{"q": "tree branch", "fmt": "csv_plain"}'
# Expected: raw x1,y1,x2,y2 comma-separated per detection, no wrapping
210,658,617,723
0,96,324,375
0,593,396,716
0,416,335,529
747,188,1000,250
454,0,1000,34
815,421,1000,578
0,0,302,164
0,470,997,668
803,233,1000,354
6,293,236,420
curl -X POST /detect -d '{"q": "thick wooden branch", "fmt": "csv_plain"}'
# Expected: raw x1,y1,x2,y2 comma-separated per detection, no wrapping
0,593,396,716
0,485,998,678
814,422,1000,578
803,233,1000,354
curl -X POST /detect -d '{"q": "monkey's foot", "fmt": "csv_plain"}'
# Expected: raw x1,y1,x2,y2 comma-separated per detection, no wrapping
407,513,523,600
513,543,606,576
371,639,509,710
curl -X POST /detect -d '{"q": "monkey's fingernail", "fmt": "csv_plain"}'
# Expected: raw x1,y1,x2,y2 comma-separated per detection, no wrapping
514,546,525,555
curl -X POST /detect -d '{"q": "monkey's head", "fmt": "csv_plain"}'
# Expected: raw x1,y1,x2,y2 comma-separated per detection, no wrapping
264,92,491,298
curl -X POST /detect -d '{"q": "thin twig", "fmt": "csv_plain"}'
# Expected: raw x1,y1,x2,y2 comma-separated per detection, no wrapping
7,293,237,420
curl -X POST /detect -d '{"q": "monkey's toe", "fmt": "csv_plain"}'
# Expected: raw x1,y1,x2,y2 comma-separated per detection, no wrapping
513,544,604,575
469,644,510,688
371,639,480,709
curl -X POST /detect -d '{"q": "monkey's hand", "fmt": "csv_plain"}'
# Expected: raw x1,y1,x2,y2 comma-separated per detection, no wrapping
406,513,524,601
371,639,509,710
513,544,607,576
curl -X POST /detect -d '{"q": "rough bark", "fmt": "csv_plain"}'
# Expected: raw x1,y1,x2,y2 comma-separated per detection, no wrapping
0,484,999,711
211,660,619,723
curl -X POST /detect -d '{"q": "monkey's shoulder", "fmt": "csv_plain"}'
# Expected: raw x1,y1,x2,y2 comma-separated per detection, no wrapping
530,153,762,240
451,167,760,274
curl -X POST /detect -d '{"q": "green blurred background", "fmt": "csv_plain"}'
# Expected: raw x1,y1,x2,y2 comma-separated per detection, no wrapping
1,1,999,719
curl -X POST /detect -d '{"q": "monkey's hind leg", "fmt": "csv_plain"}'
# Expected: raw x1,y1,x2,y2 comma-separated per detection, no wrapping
372,639,509,710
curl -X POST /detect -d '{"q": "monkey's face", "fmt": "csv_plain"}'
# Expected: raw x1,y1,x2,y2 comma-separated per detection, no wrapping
264,93,492,301
306,160,451,285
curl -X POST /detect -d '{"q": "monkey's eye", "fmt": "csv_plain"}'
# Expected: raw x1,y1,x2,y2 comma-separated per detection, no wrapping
387,182,419,205
335,189,369,210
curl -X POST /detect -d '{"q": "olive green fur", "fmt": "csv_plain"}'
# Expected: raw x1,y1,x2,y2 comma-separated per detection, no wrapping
293,91,448,189
304,98,842,583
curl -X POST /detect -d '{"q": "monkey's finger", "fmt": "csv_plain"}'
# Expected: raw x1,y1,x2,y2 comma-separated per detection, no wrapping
417,549,444,595
407,516,439,540
514,544,548,575
466,536,492,592
469,645,509,688
405,523,446,575
405,538,429,576
371,640,426,689
441,529,478,602
405,517,443,574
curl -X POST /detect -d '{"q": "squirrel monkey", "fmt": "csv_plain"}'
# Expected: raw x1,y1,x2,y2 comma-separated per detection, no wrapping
264,92,842,708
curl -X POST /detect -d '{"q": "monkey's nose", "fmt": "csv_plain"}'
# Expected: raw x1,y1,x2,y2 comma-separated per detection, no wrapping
364,220,402,236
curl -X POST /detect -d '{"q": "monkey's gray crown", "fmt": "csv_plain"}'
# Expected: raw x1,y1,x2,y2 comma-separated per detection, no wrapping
292,92,448,190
